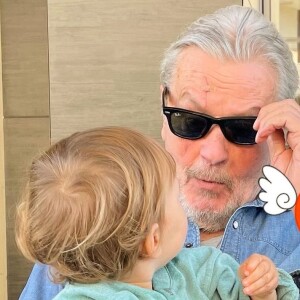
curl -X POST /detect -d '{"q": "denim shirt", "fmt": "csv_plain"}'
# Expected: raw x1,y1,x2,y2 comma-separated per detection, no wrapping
185,199,300,274
20,198,300,300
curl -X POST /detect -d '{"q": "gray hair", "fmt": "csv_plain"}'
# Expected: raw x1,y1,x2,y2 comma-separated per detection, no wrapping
160,5,299,99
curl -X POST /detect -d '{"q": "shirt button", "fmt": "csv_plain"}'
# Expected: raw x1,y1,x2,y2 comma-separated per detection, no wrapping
185,242,193,248
233,221,239,229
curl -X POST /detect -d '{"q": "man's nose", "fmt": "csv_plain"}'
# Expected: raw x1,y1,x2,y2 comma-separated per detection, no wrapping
197,125,229,165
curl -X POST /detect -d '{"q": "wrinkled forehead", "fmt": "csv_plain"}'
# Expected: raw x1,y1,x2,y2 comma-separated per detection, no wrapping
168,47,278,114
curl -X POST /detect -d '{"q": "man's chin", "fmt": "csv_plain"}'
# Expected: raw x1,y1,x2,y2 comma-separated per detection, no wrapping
185,195,229,212
190,210,233,232
180,196,239,232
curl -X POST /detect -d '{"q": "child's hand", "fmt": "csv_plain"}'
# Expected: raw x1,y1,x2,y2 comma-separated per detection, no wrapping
239,253,278,300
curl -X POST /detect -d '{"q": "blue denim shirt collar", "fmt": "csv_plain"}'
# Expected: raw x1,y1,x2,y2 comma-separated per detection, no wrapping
184,198,263,248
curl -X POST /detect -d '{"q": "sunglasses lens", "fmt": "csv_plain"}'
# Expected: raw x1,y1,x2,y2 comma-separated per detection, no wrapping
170,111,208,139
223,119,257,144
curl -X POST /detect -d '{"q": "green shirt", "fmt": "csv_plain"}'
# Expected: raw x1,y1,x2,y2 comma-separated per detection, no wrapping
54,246,298,299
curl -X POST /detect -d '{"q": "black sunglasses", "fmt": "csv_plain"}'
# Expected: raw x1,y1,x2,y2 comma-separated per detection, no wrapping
162,87,257,145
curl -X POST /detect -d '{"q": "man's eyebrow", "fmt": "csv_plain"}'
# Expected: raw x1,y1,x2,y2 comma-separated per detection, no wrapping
175,95,203,110
178,90,205,104
245,107,261,116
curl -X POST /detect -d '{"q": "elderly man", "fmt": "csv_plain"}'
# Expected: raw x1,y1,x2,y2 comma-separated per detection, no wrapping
19,5,300,299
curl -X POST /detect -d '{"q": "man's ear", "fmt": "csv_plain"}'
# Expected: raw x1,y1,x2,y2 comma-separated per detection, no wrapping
160,84,167,142
142,223,161,258
161,113,170,142
159,84,164,94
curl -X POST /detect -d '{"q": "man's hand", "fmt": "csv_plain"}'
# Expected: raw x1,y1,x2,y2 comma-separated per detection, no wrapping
239,253,278,300
254,99,300,195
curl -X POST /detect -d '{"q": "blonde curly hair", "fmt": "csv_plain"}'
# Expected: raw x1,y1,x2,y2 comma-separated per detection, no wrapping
15,127,176,284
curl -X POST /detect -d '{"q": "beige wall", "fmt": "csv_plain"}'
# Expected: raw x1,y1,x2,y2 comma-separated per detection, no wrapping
1,1,240,299
0,14,8,300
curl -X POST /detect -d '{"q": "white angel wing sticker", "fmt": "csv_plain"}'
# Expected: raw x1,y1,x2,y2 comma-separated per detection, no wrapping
259,165,296,215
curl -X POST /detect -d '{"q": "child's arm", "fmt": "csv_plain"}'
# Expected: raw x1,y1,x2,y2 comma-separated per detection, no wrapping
238,253,278,300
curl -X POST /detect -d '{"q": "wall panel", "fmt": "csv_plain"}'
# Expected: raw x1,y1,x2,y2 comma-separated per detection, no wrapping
0,14,7,300
1,0,50,299
4,118,50,299
1,0,49,117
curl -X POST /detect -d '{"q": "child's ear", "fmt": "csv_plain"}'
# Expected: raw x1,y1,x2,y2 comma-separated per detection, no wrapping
142,223,161,258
